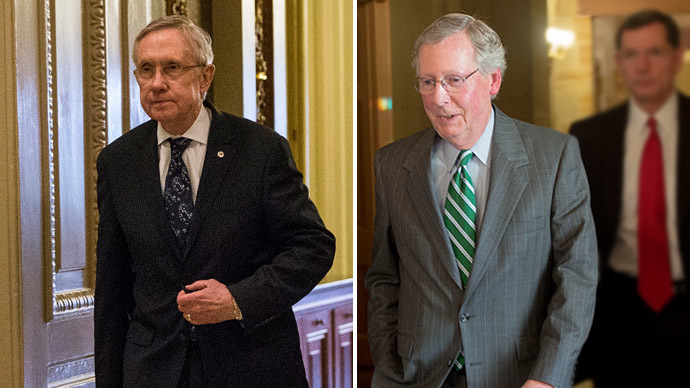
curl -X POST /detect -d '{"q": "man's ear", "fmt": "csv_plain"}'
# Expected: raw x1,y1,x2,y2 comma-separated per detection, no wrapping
489,69,502,97
200,64,216,94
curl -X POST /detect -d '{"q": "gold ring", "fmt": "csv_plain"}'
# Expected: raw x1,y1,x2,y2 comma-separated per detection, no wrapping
185,313,191,321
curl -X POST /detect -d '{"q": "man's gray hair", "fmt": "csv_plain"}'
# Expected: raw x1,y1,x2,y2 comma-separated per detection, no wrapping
412,13,506,78
133,15,214,65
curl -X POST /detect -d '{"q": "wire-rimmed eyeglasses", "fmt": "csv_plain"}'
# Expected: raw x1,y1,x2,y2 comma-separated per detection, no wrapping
414,69,479,95
134,63,205,81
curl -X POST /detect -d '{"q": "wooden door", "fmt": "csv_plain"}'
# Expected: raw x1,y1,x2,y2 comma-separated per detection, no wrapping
14,1,160,386
334,302,354,388
299,307,334,388
356,0,394,386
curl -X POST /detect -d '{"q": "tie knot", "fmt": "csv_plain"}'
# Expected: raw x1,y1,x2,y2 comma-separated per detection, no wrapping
647,117,657,132
168,137,192,158
458,150,473,167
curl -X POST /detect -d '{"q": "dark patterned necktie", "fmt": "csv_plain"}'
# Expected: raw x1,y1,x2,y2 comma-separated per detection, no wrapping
164,137,194,248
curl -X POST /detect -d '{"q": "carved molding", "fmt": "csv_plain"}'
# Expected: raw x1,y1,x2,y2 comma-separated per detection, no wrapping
48,373,95,388
255,0,268,125
167,0,189,16
48,355,95,385
43,0,106,320
84,0,107,298
42,0,60,322
54,288,95,314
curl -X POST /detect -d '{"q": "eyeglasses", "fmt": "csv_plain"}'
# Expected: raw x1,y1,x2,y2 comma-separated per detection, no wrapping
414,69,479,95
133,63,205,81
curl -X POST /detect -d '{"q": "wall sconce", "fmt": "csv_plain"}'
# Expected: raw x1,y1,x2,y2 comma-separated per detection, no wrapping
546,27,575,59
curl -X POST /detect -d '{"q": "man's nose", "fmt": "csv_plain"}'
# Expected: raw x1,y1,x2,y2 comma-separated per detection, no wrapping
430,82,450,106
149,68,168,90
635,53,651,71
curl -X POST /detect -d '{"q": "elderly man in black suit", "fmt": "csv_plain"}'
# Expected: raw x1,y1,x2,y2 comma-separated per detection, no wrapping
571,9,690,387
94,15,335,388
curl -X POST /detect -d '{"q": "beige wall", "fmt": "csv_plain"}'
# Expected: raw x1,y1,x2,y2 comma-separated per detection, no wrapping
211,1,353,282
301,0,354,283
389,1,455,140
548,0,596,132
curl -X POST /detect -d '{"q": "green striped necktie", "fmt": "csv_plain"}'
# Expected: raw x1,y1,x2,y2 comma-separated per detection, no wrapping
443,149,476,371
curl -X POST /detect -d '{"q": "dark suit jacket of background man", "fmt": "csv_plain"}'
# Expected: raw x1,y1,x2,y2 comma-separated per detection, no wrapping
366,106,598,388
94,101,335,388
570,93,690,379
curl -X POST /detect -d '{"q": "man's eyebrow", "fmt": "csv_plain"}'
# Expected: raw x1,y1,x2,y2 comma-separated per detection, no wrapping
136,58,180,65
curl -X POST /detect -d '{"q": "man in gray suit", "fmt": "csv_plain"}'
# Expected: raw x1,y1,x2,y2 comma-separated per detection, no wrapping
365,13,598,388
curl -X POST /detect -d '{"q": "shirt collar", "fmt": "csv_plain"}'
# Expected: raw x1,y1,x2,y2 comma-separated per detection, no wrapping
437,108,495,172
628,92,678,136
157,106,212,146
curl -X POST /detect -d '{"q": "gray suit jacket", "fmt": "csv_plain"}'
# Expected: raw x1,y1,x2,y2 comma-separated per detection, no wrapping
365,107,598,388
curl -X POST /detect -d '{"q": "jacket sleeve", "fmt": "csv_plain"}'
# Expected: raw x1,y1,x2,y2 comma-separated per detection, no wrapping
94,151,135,388
529,136,599,388
363,151,405,384
226,135,335,330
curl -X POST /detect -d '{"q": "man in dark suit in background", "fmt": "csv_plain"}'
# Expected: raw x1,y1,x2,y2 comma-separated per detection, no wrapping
94,15,335,388
571,9,690,387
365,13,597,388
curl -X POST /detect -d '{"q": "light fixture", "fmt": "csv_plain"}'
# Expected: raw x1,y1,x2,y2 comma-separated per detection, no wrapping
546,27,575,59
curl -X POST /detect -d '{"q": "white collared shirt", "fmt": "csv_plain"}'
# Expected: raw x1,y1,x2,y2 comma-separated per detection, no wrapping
431,109,494,236
157,106,212,203
609,93,683,280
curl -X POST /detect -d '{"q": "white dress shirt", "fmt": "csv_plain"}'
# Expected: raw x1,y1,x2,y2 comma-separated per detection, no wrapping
609,93,683,280
431,109,494,237
157,106,212,204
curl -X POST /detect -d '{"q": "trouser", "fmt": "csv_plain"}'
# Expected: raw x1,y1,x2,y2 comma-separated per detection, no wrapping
441,367,468,388
177,341,207,388
586,269,690,388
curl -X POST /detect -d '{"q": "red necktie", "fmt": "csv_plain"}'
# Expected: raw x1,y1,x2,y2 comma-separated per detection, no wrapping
637,117,673,312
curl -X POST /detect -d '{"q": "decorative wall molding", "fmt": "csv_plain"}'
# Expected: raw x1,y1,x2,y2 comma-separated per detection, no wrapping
42,0,106,320
84,0,107,297
42,0,61,322
578,0,690,15
255,0,268,125
54,288,95,314
47,356,94,386
48,373,95,388
167,0,189,16
0,0,23,382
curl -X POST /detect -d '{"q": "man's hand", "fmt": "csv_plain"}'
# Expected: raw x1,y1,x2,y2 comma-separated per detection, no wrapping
176,279,236,325
521,380,554,388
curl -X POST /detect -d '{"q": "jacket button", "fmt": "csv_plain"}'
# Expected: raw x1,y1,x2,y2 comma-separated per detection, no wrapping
460,313,470,323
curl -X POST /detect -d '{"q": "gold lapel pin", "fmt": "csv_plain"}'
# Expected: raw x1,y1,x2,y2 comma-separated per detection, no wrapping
217,151,225,158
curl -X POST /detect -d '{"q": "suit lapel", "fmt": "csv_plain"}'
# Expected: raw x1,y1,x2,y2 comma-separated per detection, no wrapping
464,108,528,298
132,122,184,259
183,103,236,258
403,129,463,289
676,94,690,278
600,105,627,257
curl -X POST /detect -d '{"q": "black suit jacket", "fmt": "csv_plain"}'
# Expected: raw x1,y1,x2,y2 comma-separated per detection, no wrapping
570,93,690,287
94,102,335,388
570,93,690,384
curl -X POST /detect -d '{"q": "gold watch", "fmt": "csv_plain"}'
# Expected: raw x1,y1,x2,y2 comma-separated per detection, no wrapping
232,298,243,320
